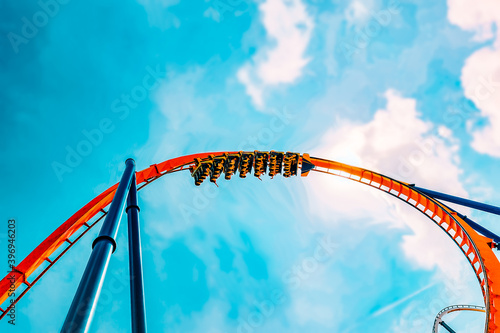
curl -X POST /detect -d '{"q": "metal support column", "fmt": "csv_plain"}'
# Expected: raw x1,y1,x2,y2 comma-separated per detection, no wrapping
61,159,136,333
440,321,457,333
456,213,500,245
413,185,500,246
413,186,500,216
126,173,147,333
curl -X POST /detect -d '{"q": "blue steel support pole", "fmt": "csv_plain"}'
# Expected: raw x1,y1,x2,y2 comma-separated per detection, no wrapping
457,213,500,245
126,174,147,333
413,186,500,216
413,186,500,246
61,159,136,333
440,321,457,333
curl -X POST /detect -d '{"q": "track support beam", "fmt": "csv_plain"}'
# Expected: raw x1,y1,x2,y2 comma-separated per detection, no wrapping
413,186,500,216
126,173,147,333
61,158,136,333
457,213,500,245
440,321,457,333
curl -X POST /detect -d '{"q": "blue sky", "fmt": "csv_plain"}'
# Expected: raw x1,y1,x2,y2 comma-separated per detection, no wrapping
1,0,500,332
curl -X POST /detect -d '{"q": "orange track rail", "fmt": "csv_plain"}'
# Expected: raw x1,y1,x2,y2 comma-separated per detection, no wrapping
1,152,499,332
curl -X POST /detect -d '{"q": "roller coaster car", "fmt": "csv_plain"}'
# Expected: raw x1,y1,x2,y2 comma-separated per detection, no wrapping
253,151,269,178
191,151,304,185
209,155,226,183
191,158,204,186
239,153,254,178
224,154,240,180
191,158,213,186
268,151,284,178
283,152,299,177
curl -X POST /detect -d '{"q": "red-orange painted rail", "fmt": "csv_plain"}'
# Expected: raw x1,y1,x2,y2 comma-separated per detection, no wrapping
1,152,498,332
309,156,500,332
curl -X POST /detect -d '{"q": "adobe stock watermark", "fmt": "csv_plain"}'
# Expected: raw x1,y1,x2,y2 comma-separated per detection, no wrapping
356,135,438,190
204,0,251,22
94,269,133,313
396,137,436,179
395,71,499,182
7,0,71,54
236,235,338,332
51,65,165,182
64,269,132,328
5,219,17,325
338,0,402,62
178,107,296,225
402,283,467,332
237,107,296,151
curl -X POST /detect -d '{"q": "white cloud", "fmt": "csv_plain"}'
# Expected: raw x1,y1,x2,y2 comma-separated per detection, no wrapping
237,0,314,109
461,46,500,157
304,89,472,285
303,89,484,329
290,298,335,326
447,0,500,42
345,0,375,27
448,0,500,157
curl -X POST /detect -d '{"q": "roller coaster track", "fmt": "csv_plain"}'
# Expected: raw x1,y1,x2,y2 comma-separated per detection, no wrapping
433,305,486,332
1,151,499,332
